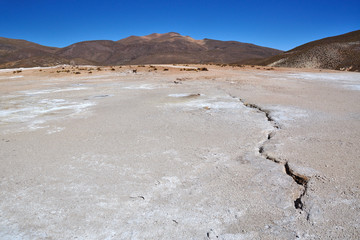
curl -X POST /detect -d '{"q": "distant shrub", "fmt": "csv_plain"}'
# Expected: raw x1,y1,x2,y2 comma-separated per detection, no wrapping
133,69,137,73
75,72,81,74
230,64,244,67
149,66,157,70
163,69,169,71
197,67,208,71
88,71,92,74
97,67,102,71
111,68,115,71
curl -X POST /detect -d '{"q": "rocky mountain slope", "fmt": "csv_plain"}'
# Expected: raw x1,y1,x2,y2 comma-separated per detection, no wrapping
0,33,282,68
0,37,95,68
262,30,360,71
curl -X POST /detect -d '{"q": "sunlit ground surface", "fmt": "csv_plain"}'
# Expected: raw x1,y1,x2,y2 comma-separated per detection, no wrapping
0,65,359,239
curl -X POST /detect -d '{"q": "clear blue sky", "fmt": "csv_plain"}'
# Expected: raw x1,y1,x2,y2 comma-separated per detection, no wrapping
1,0,359,51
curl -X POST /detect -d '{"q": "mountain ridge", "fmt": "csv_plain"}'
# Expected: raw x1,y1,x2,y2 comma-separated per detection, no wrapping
0,33,282,68
259,30,360,71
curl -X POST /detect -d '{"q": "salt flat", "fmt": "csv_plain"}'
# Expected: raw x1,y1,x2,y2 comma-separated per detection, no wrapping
0,65,359,239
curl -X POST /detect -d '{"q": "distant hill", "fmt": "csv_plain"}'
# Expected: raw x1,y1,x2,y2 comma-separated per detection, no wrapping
0,37,60,68
0,33,282,68
0,37,96,68
260,30,360,71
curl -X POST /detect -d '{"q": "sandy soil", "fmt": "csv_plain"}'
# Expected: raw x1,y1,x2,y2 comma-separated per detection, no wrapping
0,64,359,239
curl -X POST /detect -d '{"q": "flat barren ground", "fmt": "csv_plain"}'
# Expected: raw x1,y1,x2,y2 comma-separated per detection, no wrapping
0,65,359,239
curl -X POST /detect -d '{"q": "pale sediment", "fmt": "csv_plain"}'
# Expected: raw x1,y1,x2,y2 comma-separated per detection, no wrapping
0,65,359,239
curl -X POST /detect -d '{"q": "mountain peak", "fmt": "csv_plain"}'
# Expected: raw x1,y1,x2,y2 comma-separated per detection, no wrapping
118,32,194,45
146,32,181,37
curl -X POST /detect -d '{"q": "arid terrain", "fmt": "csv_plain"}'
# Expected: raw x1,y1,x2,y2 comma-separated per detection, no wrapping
260,30,360,72
2,30,360,72
0,33,282,69
0,64,359,239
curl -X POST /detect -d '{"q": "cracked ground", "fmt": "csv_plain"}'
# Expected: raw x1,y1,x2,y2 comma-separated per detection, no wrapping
0,65,359,239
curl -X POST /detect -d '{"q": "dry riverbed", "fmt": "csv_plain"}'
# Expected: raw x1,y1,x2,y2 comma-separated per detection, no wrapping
0,65,359,239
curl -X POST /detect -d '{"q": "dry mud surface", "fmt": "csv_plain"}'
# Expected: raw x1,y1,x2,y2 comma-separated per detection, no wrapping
0,65,359,239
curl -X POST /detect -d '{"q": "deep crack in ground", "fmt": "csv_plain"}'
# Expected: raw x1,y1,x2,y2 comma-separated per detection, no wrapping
228,94,309,212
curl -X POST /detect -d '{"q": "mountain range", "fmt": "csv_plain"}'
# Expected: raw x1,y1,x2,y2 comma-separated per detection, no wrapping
0,32,281,68
1,30,359,71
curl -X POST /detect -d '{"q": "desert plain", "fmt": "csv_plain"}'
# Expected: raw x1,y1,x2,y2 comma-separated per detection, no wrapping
0,64,359,239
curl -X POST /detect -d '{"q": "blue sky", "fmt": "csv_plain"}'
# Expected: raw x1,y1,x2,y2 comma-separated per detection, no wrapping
1,0,359,50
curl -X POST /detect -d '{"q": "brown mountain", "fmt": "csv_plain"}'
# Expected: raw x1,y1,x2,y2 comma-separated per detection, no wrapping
0,37,96,68
57,32,282,65
261,30,360,71
0,33,282,68
0,37,58,67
